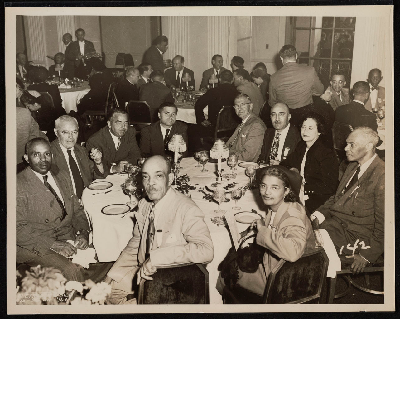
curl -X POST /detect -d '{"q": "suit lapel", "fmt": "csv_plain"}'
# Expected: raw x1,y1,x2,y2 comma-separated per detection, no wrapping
335,162,359,201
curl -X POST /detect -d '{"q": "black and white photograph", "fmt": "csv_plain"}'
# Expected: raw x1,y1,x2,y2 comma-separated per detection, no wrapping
6,4,395,314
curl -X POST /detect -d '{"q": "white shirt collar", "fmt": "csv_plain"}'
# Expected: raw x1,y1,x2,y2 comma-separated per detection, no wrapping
30,168,64,204
141,75,148,83
276,122,291,135
160,124,172,140
353,99,365,105
31,168,50,182
109,129,121,150
359,154,377,178
156,47,163,55
241,114,251,124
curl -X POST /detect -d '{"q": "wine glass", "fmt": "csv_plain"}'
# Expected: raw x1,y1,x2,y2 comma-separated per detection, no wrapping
212,187,227,225
231,188,243,210
377,108,385,120
245,165,257,188
194,151,202,168
199,151,209,172
227,154,239,173
122,181,138,209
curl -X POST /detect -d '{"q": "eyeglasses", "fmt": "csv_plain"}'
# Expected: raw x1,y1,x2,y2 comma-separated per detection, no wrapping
234,102,251,109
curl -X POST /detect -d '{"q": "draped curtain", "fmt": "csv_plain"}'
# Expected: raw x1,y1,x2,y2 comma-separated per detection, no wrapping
163,16,189,63
56,16,76,53
207,16,230,66
24,16,47,67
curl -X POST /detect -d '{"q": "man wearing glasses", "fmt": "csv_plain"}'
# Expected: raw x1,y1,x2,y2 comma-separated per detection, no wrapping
226,94,266,162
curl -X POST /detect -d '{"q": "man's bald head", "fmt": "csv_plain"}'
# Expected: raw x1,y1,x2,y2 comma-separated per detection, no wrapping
270,103,291,130
62,33,72,46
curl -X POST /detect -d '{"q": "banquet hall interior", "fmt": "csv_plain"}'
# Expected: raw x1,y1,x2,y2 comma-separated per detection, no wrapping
14,14,390,307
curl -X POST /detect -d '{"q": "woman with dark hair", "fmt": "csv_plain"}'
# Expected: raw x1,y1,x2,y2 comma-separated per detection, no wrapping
281,112,339,213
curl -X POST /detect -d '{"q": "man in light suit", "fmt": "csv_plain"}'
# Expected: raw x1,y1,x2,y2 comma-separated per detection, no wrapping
164,55,195,90
312,127,384,273
258,102,301,164
142,35,168,73
50,116,99,198
17,138,91,281
104,155,214,304
364,68,385,112
200,54,227,89
323,73,350,111
65,28,96,79
140,102,189,158
86,109,141,177
233,69,264,116
269,45,324,128
226,94,266,162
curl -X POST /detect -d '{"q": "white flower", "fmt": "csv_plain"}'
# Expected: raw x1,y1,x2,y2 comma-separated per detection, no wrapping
283,147,290,157
85,282,112,304
65,281,84,294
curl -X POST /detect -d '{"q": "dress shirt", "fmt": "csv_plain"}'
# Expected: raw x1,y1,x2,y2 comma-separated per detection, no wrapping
109,130,121,150
31,169,64,205
18,64,26,77
369,84,378,109
160,125,171,141
152,188,174,248
353,99,365,106
275,123,291,161
59,144,82,196
141,76,149,83
79,41,85,56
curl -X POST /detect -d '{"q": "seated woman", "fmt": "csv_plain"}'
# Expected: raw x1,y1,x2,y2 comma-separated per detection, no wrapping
218,166,316,297
281,112,339,213
48,52,67,79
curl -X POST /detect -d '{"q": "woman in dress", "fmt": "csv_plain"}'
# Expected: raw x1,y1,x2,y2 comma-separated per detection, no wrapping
281,112,339,213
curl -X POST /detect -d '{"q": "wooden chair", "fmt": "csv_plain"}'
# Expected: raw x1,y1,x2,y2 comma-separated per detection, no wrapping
214,105,241,141
223,249,329,304
332,121,353,162
138,263,209,304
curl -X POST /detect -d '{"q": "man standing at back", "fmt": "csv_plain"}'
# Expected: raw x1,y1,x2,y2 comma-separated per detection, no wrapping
269,45,324,127
63,33,75,79
364,68,385,112
142,35,168,73
200,54,226,89
233,69,264,116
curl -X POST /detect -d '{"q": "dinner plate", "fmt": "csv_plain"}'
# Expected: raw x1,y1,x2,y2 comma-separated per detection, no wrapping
234,211,262,224
102,204,131,215
88,181,113,190
238,161,259,169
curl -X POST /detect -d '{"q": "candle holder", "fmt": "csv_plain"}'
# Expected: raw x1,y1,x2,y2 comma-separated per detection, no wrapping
168,134,187,165
210,139,229,182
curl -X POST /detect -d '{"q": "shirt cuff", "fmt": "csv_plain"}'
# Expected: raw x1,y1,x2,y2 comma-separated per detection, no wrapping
359,254,370,264
311,211,325,224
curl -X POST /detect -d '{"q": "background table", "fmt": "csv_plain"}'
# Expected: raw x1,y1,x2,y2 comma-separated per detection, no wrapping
176,102,208,125
59,82,90,113
82,158,265,304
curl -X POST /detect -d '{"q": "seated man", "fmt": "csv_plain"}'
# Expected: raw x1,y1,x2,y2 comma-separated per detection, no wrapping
365,68,385,112
137,63,153,88
86,109,141,177
258,102,300,164
49,52,67,79
17,138,91,281
164,55,195,90
233,69,264,116
139,70,174,121
312,127,384,272
104,155,214,304
200,54,226,89
115,66,140,108
50,115,100,198
335,81,378,132
16,52,32,81
140,102,189,158
226,94,266,162
322,72,350,111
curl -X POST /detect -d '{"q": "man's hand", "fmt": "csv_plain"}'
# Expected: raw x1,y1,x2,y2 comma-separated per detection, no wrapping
89,147,103,164
113,161,128,174
201,120,212,127
74,233,89,250
346,253,369,274
137,259,157,284
320,88,332,102
50,241,77,258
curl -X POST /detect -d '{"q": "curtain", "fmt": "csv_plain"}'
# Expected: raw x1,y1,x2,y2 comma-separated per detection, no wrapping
162,16,189,63
56,16,75,53
207,16,230,66
24,16,47,67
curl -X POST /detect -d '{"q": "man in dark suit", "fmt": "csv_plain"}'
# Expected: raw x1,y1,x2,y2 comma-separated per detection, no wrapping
269,45,324,128
312,127,384,273
258,102,301,164
17,137,91,281
335,81,378,132
65,28,96,79
49,53,67,80
200,54,227,89
50,116,99,198
86,109,141,177
16,52,32,81
63,33,75,79
164,55,195,90
139,70,174,121
115,66,140,108
140,102,188,158
137,63,153,89
365,68,385,112
142,35,168,73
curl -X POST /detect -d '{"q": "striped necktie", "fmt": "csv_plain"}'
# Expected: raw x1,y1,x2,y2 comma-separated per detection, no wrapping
269,130,281,161
145,204,155,259
67,149,84,198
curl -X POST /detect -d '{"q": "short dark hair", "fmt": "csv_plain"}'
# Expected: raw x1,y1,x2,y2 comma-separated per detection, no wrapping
253,62,267,71
25,137,50,154
28,66,49,84
150,70,164,81
54,52,64,60
173,55,184,63
233,68,251,81
220,69,233,83
231,56,244,68
86,57,106,72
154,35,168,45
368,68,382,79
300,111,326,136
212,54,223,62
279,45,297,59
75,28,85,35
259,167,299,203
158,102,177,113
20,91,41,107
107,108,128,121
138,64,152,75
330,71,347,81
352,81,370,95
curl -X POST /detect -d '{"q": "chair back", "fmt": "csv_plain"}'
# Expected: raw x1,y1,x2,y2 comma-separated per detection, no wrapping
38,91,55,110
262,249,328,304
126,100,152,126
105,82,120,115
332,120,352,150
138,263,209,304
214,105,241,141
124,53,134,67
259,101,272,127
115,53,125,68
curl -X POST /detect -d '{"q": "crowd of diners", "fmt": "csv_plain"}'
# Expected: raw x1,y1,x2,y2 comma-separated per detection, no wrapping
15,29,385,303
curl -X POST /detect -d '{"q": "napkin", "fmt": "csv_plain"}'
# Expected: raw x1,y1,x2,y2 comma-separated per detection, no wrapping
66,240,97,269
316,229,342,278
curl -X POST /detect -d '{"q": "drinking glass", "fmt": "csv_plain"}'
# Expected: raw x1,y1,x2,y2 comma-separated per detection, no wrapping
212,187,226,225
377,109,385,120
245,165,256,188
199,152,209,172
231,188,243,210
194,151,202,167
227,154,239,173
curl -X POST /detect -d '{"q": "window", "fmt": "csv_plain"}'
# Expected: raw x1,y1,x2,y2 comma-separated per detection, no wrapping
291,17,356,87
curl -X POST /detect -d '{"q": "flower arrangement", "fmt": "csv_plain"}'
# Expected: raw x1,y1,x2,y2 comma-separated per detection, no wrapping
210,139,229,179
168,134,187,163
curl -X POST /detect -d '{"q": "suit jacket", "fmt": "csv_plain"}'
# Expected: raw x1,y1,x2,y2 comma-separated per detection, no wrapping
365,85,385,112
258,124,301,163
65,40,96,68
64,42,75,79
139,81,174,121
200,67,227,89
226,113,266,162
86,125,141,177
140,120,189,158
16,107,47,164
108,187,214,283
164,67,195,89
269,62,324,109
115,78,139,108
195,83,239,126
16,167,90,258
50,139,100,190
28,82,65,116
142,45,165,72
328,87,350,111
335,101,378,132
16,63,33,81
317,155,385,263
137,76,149,89
236,80,265,116
281,137,339,213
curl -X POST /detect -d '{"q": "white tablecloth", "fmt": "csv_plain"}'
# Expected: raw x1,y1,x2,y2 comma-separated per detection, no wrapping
82,158,265,304
176,105,208,125
60,83,90,113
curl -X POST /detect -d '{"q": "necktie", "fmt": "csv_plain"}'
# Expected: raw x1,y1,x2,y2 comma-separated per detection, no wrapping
216,71,220,80
164,128,171,151
343,165,360,194
229,123,244,150
67,149,84,199
269,130,281,161
177,71,181,87
116,138,121,151
145,204,155,259
43,175,66,220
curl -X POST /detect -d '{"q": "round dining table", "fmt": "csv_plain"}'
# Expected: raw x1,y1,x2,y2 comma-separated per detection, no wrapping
176,101,208,125
81,157,266,304
59,82,90,113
